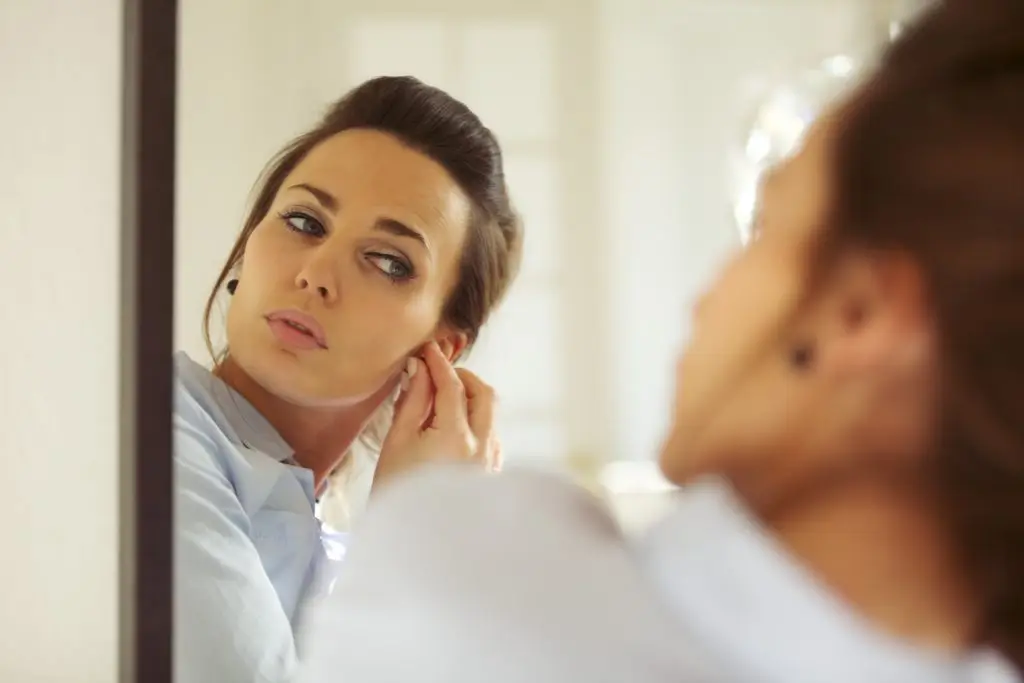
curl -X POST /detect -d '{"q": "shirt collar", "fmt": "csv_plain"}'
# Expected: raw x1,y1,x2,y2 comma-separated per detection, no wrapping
174,351,295,463
634,478,1019,683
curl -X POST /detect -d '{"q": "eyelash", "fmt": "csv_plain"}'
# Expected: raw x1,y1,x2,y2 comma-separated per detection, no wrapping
367,253,414,282
278,210,416,283
280,209,326,238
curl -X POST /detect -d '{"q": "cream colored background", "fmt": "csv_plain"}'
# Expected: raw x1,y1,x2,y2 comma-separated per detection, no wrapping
1,1,121,681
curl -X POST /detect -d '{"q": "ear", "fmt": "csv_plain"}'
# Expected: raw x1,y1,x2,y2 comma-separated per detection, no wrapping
432,329,469,364
811,250,933,379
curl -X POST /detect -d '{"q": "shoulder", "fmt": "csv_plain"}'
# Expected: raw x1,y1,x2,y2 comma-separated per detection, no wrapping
341,466,634,635
364,464,617,525
174,389,230,481
304,466,712,683
174,356,226,448
354,465,622,557
172,351,237,456
172,355,245,485
172,372,247,527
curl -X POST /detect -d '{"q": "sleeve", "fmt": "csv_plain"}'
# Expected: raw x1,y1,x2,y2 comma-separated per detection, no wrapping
174,421,299,683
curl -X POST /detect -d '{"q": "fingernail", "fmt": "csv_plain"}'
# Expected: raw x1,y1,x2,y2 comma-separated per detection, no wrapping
406,357,418,378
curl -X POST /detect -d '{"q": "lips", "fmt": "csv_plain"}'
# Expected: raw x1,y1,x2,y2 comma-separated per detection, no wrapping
265,309,328,349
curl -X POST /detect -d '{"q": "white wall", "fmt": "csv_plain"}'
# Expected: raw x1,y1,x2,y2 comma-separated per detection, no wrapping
177,0,917,470
598,0,893,462
0,1,121,681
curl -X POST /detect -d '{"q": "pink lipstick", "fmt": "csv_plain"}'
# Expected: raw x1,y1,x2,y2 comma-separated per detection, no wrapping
265,309,328,350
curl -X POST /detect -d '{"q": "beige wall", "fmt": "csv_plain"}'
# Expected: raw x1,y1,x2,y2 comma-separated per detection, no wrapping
0,0,122,681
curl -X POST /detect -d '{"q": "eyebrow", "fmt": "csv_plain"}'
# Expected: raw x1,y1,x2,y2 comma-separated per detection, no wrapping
374,217,427,249
289,183,339,212
288,182,427,249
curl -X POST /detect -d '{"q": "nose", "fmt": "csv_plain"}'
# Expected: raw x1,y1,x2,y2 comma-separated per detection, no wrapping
295,258,338,303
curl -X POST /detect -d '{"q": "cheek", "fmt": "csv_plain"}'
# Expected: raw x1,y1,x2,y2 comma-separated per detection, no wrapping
226,227,296,318
227,247,287,328
333,286,443,355
239,223,292,282
691,254,787,356
675,249,805,420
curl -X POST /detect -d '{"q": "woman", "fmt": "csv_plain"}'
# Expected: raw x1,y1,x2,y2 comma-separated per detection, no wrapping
173,76,522,683
302,2,1024,682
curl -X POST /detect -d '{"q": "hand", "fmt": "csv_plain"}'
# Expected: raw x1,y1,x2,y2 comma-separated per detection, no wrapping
373,342,500,491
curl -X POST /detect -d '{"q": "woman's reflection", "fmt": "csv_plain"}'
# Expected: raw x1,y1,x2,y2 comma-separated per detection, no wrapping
173,75,521,683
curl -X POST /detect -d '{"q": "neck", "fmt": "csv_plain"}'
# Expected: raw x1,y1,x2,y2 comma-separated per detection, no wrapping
762,480,978,652
216,357,391,489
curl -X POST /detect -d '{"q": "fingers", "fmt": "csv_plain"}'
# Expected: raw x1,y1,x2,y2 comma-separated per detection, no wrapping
390,357,431,435
454,367,500,471
396,344,499,469
455,367,496,445
421,342,466,430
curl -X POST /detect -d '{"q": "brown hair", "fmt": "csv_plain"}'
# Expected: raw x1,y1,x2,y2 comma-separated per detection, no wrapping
203,75,522,359
821,0,1024,669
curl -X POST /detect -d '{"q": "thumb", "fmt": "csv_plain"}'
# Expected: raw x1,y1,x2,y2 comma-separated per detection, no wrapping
389,358,431,436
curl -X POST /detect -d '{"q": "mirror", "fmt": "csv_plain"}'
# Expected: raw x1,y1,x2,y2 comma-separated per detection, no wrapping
172,0,926,680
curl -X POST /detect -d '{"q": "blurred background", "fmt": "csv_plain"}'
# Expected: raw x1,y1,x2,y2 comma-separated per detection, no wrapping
176,0,929,528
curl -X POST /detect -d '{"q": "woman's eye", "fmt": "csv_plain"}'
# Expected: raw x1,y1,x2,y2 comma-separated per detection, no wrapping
281,211,325,237
367,253,413,282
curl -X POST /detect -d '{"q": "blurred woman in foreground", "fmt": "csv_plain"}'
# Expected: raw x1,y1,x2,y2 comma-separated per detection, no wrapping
302,2,1024,681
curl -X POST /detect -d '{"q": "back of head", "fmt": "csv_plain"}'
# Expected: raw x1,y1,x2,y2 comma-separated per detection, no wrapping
824,0,1024,667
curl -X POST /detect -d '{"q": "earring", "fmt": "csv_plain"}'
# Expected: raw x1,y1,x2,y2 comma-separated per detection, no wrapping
788,341,816,371
226,279,238,295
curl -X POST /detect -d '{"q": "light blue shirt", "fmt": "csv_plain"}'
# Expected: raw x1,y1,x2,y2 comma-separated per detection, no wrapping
302,469,1020,683
173,352,340,683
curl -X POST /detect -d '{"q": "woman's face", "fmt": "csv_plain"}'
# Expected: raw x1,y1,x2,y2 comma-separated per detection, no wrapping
660,110,938,507
225,129,471,407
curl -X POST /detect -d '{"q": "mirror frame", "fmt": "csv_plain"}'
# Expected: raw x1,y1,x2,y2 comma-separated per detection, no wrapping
119,0,177,680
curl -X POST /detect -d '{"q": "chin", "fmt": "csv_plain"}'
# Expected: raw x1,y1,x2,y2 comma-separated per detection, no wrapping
657,435,693,487
657,421,719,487
240,345,390,408
270,365,390,408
